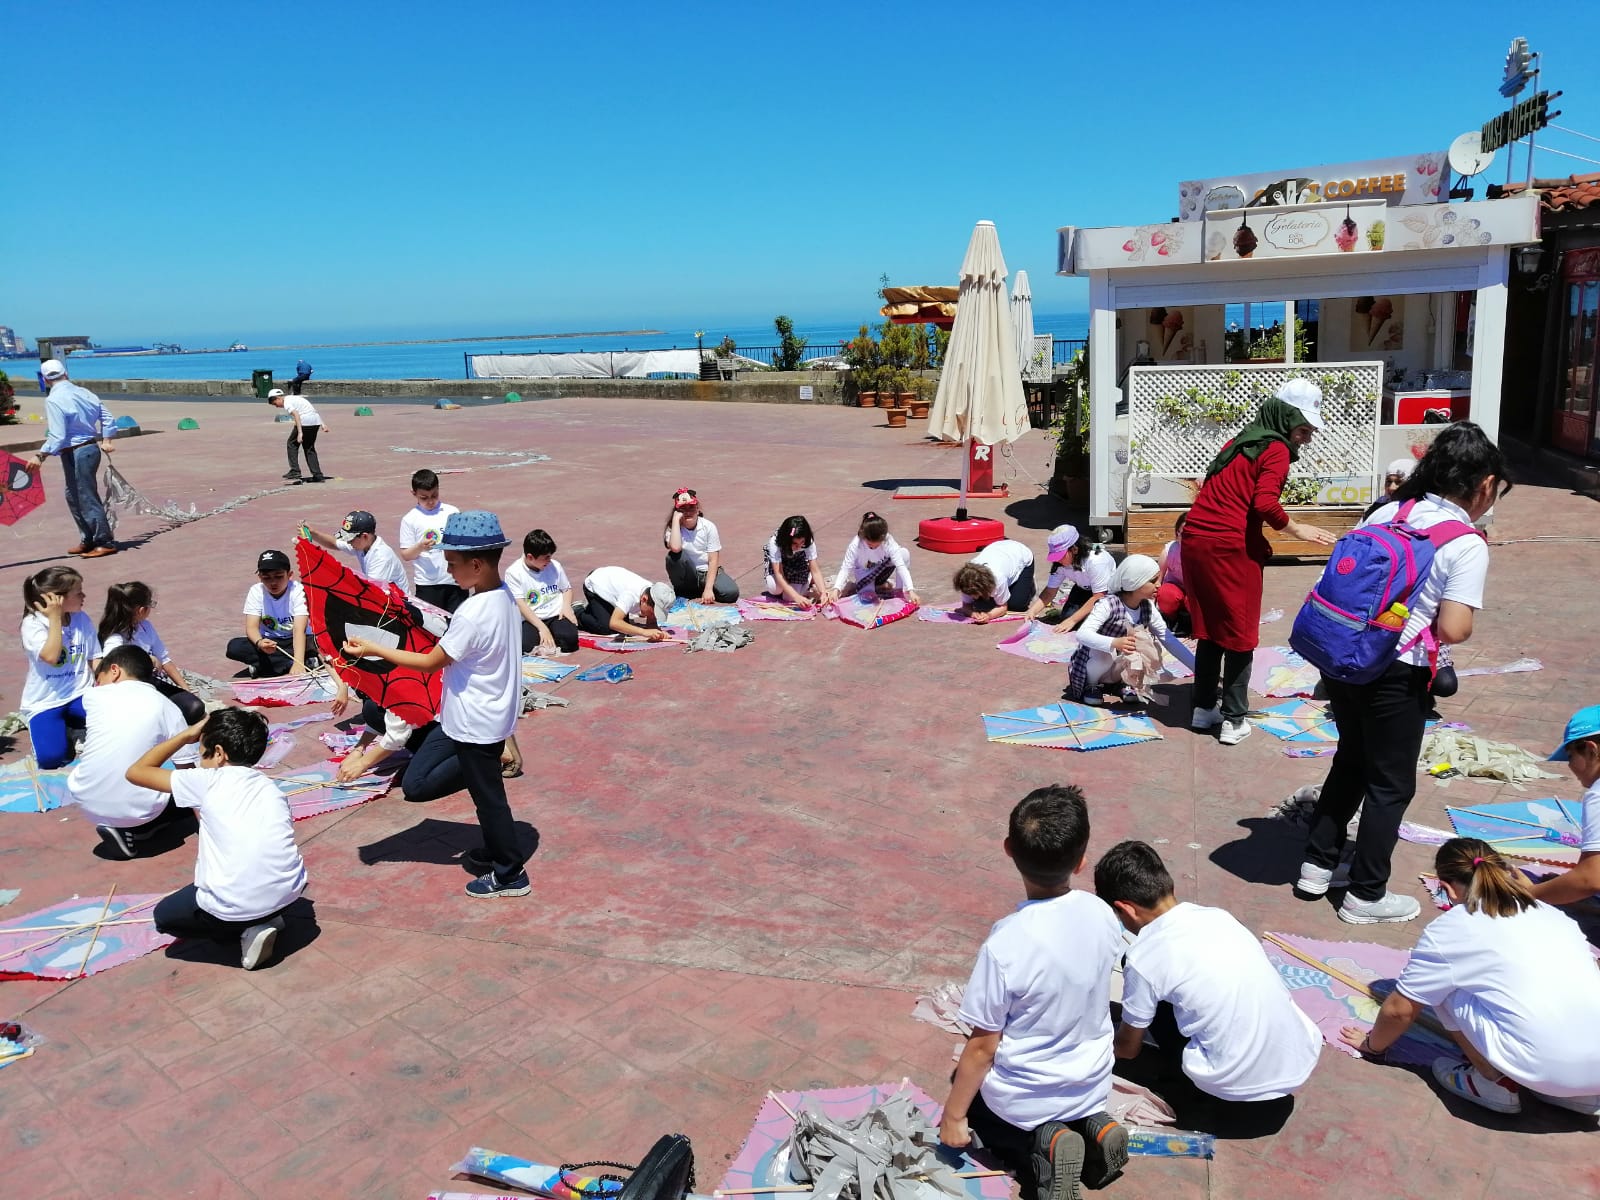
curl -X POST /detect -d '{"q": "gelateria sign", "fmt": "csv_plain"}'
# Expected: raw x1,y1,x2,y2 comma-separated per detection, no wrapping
1203,198,1389,262
1178,152,1446,221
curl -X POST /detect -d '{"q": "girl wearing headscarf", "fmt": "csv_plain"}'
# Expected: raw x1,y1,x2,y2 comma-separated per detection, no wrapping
1061,554,1167,706
1181,380,1336,745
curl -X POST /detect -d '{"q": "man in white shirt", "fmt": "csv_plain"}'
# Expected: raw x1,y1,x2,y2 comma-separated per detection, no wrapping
1096,840,1319,1136
69,645,200,859
267,388,328,482
304,509,413,594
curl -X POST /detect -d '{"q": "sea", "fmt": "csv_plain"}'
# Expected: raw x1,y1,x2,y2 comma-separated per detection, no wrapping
0,314,1088,383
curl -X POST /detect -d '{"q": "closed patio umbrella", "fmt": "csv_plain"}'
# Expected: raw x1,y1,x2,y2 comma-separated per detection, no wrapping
1011,269,1036,377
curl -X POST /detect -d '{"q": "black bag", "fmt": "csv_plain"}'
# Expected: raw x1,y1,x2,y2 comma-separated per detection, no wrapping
562,1135,694,1200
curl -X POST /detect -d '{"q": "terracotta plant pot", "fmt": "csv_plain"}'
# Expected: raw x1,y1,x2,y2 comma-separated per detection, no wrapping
907,400,930,419
884,406,909,428
858,391,880,408
895,392,917,407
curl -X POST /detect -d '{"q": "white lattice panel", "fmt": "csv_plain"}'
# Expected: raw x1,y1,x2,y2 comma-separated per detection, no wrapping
1125,361,1382,509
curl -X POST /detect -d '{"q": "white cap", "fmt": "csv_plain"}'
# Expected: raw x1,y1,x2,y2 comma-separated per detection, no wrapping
1386,457,1415,478
40,359,67,379
1275,378,1324,429
648,582,676,619
266,388,286,398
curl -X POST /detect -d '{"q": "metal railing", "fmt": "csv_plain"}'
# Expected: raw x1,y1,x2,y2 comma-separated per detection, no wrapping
1053,338,1087,365
718,343,846,367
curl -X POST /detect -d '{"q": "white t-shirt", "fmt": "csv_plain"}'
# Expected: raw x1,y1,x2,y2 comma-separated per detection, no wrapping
341,534,411,594
1581,781,1600,854
438,586,521,743
666,517,722,573
585,566,651,621
1397,901,1600,1096
399,502,460,587
1077,596,1169,654
1120,903,1321,1102
968,539,1034,607
69,681,199,826
1047,546,1116,597
764,536,819,586
243,581,308,642
1362,495,1490,667
101,619,172,667
20,611,100,719
504,557,571,620
957,891,1123,1125
171,765,307,923
282,396,321,426
833,535,914,592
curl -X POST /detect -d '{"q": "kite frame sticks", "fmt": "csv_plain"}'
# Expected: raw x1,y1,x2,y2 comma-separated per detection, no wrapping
1261,933,1451,1040
0,889,159,977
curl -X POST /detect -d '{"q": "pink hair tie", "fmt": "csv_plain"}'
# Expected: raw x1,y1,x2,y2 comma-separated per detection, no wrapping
1471,857,1485,866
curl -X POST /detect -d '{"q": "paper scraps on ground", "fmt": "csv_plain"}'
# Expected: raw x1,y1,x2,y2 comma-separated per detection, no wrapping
0,893,172,980
1444,798,1584,865
575,662,633,684
1258,607,1284,624
1261,931,1454,1068
230,672,340,708
450,1149,625,1199
319,729,365,760
0,710,25,737
1418,729,1562,788
663,599,746,633
995,621,1080,664
685,625,755,653
1267,787,1359,840
0,889,19,908
102,463,298,536
522,656,580,684
1250,646,1321,698
258,711,335,769
523,692,572,711
738,598,816,622
577,632,683,652
272,764,396,821
1456,657,1542,677
917,606,1026,625
1252,700,1339,745
0,759,72,813
825,593,919,630
1397,820,1453,848
982,702,1162,752
0,1033,35,1070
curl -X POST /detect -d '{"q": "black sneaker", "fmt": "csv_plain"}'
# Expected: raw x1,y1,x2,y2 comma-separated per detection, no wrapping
1068,1112,1128,1190
96,825,137,859
307,475,329,483
465,870,531,899
1030,1121,1085,1200
282,471,302,480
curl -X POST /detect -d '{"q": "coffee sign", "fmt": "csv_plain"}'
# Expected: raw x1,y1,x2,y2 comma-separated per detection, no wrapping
1179,152,1446,220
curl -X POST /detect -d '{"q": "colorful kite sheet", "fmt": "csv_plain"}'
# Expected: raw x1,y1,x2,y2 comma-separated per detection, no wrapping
521,656,580,684
982,702,1162,752
662,599,745,633
0,893,172,981
1261,931,1455,1068
1251,646,1321,698
737,598,815,622
272,764,396,821
450,1149,625,1199
577,633,683,652
257,711,335,769
230,672,340,708
1252,700,1339,744
574,663,633,684
318,729,364,759
0,759,71,813
995,620,1081,664
917,606,1026,625
825,593,919,629
1445,798,1584,866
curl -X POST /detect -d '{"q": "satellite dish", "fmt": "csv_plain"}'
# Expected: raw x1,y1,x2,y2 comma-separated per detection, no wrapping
1448,131,1495,178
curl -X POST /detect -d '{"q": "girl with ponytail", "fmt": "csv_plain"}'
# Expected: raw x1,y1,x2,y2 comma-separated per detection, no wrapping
1338,838,1600,1116
99,581,205,724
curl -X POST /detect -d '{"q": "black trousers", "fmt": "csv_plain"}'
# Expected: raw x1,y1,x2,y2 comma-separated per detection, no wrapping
415,583,467,613
1192,640,1252,721
291,373,311,395
664,552,740,602
577,586,619,635
225,637,295,677
155,677,206,725
972,561,1038,614
965,1091,1043,1196
1304,661,1433,901
154,883,291,944
286,425,323,478
520,614,580,654
404,727,524,880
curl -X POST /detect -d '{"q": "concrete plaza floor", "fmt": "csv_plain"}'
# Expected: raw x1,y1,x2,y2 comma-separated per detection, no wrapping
2,394,1597,1198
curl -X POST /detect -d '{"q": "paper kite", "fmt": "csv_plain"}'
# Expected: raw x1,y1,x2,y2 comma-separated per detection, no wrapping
1252,700,1338,744
272,763,397,821
1250,646,1321,698
661,598,745,633
230,672,340,709
995,620,1081,664
737,597,815,622
0,759,72,813
917,605,1026,625
1261,931,1455,1067
825,593,918,629
578,632,682,652
257,711,335,769
449,1149,626,1199
1445,798,1584,866
0,892,173,981
982,701,1162,752
0,451,45,527
522,655,580,685
296,539,442,727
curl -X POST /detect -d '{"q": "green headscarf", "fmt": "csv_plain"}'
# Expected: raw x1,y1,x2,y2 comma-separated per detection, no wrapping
1203,397,1309,480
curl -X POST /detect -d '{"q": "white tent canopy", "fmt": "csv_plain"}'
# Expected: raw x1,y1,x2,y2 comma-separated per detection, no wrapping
470,349,702,379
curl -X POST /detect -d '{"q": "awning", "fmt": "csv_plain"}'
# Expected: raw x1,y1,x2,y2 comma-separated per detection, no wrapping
879,286,959,328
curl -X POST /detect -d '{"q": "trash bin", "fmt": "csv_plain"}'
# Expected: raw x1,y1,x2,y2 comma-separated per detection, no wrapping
251,369,274,398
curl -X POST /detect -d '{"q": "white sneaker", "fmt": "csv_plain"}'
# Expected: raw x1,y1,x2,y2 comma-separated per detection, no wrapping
1295,862,1333,898
1431,1057,1522,1114
1338,892,1421,924
1533,1091,1600,1117
1219,719,1252,745
240,916,285,970
1190,705,1223,731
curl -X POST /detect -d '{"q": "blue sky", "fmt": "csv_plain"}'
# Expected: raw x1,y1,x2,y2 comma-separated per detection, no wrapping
7,3,1599,344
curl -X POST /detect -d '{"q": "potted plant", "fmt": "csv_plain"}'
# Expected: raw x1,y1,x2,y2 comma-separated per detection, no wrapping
882,366,911,427
908,376,933,420
0,370,16,424
842,324,882,406
1049,348,1090,502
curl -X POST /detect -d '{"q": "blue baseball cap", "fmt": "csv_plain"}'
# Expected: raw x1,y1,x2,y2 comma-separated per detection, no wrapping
1550,705,1600,761
439,510,510,551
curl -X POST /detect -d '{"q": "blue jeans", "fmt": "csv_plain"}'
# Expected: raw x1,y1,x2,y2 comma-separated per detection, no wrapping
29,694,88,769
60,442,112,548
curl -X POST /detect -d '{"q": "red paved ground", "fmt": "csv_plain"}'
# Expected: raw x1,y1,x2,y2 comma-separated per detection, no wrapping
2,396,1597,1198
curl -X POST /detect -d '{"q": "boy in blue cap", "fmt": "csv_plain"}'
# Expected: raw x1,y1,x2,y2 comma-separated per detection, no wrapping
1530,705,1600,907
343,510,530,898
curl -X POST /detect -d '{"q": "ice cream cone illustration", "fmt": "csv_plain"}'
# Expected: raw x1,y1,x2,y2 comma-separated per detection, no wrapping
1367,297,1394,347
1335,215,1359,252
1366,220,1385,250
1161,310,1186,354
1234,218,1257,259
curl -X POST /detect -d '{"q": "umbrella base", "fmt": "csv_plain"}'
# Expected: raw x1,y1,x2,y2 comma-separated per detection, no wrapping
918,515,1005,554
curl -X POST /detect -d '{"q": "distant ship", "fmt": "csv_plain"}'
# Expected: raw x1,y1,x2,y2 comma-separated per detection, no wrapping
73,345,156,357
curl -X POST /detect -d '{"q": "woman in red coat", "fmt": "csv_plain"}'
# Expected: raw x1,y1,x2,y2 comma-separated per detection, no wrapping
1183,380,1335,745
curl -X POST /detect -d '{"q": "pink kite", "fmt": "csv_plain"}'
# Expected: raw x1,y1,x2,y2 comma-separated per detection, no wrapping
917,606,1027,625
577,632,683,653
824,593,918,629
1250,646,1321,698
737,597,816,622
0,892,173,981
272,763,397,820
231,672,340,708
257,711,335,769
995,620,1081,664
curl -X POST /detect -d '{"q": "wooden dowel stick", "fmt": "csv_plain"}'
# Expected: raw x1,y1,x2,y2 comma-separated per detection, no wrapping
1450,808,1556,833
1262,933,1451,1039
0,918,150,935
73,885,117,979
0,896,158,965
765,1091,799,1121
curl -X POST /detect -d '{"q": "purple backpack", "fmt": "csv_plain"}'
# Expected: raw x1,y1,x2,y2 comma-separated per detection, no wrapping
1289,500,1479,684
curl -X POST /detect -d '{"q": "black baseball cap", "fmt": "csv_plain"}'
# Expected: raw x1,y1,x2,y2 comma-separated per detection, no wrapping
257,549,292,573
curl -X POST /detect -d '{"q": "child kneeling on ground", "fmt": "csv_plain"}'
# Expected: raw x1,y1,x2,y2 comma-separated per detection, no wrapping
952,538,1035,625
940,785,1129,1200
127,707,307,971
1062,555,1168,706
1095,840,1319,1137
